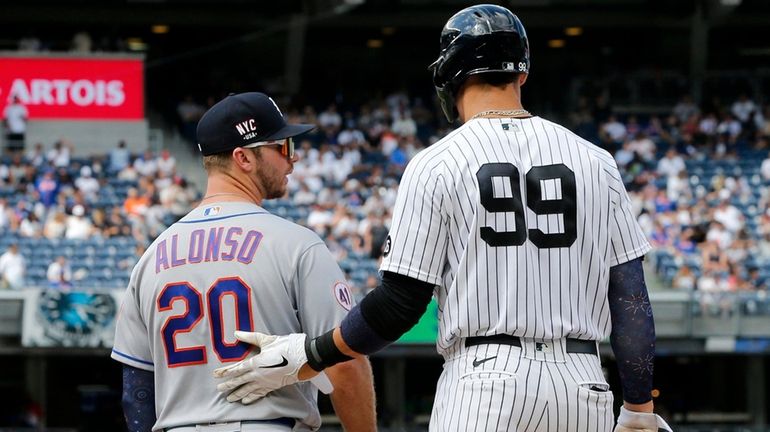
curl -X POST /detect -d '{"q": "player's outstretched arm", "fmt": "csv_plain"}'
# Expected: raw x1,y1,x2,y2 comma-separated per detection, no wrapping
121,364,156,432
214,272,434,402
608,257,672,432
325,356,376,432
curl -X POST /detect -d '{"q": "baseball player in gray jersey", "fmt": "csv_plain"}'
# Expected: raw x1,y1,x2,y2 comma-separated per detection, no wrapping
211,6,672,432
111,92,375,432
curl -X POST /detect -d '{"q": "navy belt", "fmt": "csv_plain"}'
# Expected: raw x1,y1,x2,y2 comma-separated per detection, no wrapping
465,334,597,355
165,417,294,431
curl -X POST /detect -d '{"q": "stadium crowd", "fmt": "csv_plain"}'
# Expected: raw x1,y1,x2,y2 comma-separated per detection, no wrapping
2,89,770,306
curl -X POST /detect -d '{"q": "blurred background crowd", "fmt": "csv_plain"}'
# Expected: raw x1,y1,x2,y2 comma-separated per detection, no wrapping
3,87,770,308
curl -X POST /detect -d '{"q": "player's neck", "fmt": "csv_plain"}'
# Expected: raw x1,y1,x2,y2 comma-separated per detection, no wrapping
201,173,263,206
457,82,524,123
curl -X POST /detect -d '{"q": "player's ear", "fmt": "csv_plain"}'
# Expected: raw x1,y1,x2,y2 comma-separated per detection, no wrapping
232,147,253,172
518,73,528,87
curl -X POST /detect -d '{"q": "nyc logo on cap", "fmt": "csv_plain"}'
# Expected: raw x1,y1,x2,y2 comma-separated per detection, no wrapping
203,206,221,217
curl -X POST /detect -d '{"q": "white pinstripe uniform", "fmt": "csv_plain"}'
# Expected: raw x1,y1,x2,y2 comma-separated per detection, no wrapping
380,116,651,431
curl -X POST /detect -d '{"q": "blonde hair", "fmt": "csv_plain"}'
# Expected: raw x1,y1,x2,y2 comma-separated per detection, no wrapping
202,148,262,173
202,152,233,173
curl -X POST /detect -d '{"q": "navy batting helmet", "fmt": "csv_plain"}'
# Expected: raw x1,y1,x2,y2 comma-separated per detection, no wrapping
429,4,530,122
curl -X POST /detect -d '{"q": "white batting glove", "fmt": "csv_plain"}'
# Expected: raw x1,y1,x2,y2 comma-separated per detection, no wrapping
614,406,673,432
213,331,311,404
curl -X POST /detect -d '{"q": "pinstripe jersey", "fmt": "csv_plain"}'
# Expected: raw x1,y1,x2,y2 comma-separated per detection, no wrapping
380,116,651,357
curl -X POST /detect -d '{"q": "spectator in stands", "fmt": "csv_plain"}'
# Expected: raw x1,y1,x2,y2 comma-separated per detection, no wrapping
672,265,696,291
667,170,692,202
0,243,25,290
74,166,100,201
761,151,770,181
159,177,195,220
731,93,757,125
176,95,205,144
19,212,41,238
717,113,742,140
43,211,67,239
627,131,657,162
698,112,718,137
706,221,733,250
614,141,635,169
65,204,93,240
109,140,131,173
391,107,417,138
46,140,71,168
657,148,686,178
701,240,730,275
744,267,769,291
133,150,158,178
24,143,45,167
3,95,28,154
35,169,60,209
673,94,700,123
338,119,366,146
71,31,92,53
123,187,149,217
318,103,342,135
0,198,10,231
713,199,745,234
46,255,72,289
156,149,177,177
106,207,132,237
599,114,627,149
293,182,316,206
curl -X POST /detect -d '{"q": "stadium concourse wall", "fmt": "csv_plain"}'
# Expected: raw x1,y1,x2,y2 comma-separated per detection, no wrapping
24,119,149,155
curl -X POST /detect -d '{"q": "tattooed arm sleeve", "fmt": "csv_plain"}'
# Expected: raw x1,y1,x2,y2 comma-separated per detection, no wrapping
121,364,156,432
608,257,655,404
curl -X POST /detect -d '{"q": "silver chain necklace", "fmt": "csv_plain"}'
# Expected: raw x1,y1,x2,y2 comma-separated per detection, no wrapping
470,109,531,120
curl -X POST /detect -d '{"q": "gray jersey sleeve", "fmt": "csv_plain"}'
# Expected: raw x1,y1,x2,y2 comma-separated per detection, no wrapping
380,154,450,285
111,279,154,372
294,242,355,338
608,166,652,266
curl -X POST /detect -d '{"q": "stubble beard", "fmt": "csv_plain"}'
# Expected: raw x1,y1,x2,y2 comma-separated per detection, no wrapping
255,164,287,199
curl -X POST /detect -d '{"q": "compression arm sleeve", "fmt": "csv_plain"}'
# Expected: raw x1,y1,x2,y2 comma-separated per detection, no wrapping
340,271,434,354
608,257,655,405
121,364,156,432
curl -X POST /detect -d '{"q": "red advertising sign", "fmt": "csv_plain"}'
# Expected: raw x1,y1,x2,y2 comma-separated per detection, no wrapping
0,57,144,120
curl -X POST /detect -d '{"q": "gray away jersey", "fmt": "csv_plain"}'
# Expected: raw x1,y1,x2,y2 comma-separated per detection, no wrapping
112,202,354,431
380,117,651,357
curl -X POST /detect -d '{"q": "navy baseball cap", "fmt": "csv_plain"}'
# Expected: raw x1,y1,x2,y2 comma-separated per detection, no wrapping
196,92,314,156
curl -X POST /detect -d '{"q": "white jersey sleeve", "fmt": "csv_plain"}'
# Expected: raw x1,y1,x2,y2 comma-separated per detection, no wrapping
294,242,355,338
112,273,153,371
380,153,449,285
607,164,652,266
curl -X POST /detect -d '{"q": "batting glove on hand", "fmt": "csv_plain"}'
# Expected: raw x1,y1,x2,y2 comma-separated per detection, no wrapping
213,331,309,404
614,406,673,432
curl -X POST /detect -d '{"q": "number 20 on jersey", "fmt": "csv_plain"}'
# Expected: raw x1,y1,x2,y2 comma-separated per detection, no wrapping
158,277,254,367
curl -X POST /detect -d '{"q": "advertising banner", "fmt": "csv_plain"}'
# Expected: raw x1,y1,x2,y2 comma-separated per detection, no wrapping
0,57,144,120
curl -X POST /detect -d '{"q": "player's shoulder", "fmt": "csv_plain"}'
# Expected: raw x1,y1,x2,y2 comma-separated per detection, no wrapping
535,116,619,169
403,123,473,172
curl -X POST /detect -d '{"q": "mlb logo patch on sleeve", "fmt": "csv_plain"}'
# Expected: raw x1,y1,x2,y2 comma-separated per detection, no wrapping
203,206,221,217
333,282,353,311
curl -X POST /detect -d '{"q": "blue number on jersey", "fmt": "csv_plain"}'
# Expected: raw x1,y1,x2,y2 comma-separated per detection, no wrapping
159,283,207,367
159,278,255,367
208,277,253,362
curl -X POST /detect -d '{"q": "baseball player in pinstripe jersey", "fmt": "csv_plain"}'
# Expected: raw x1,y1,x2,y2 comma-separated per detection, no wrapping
212,6,673,432
111,93,375,432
